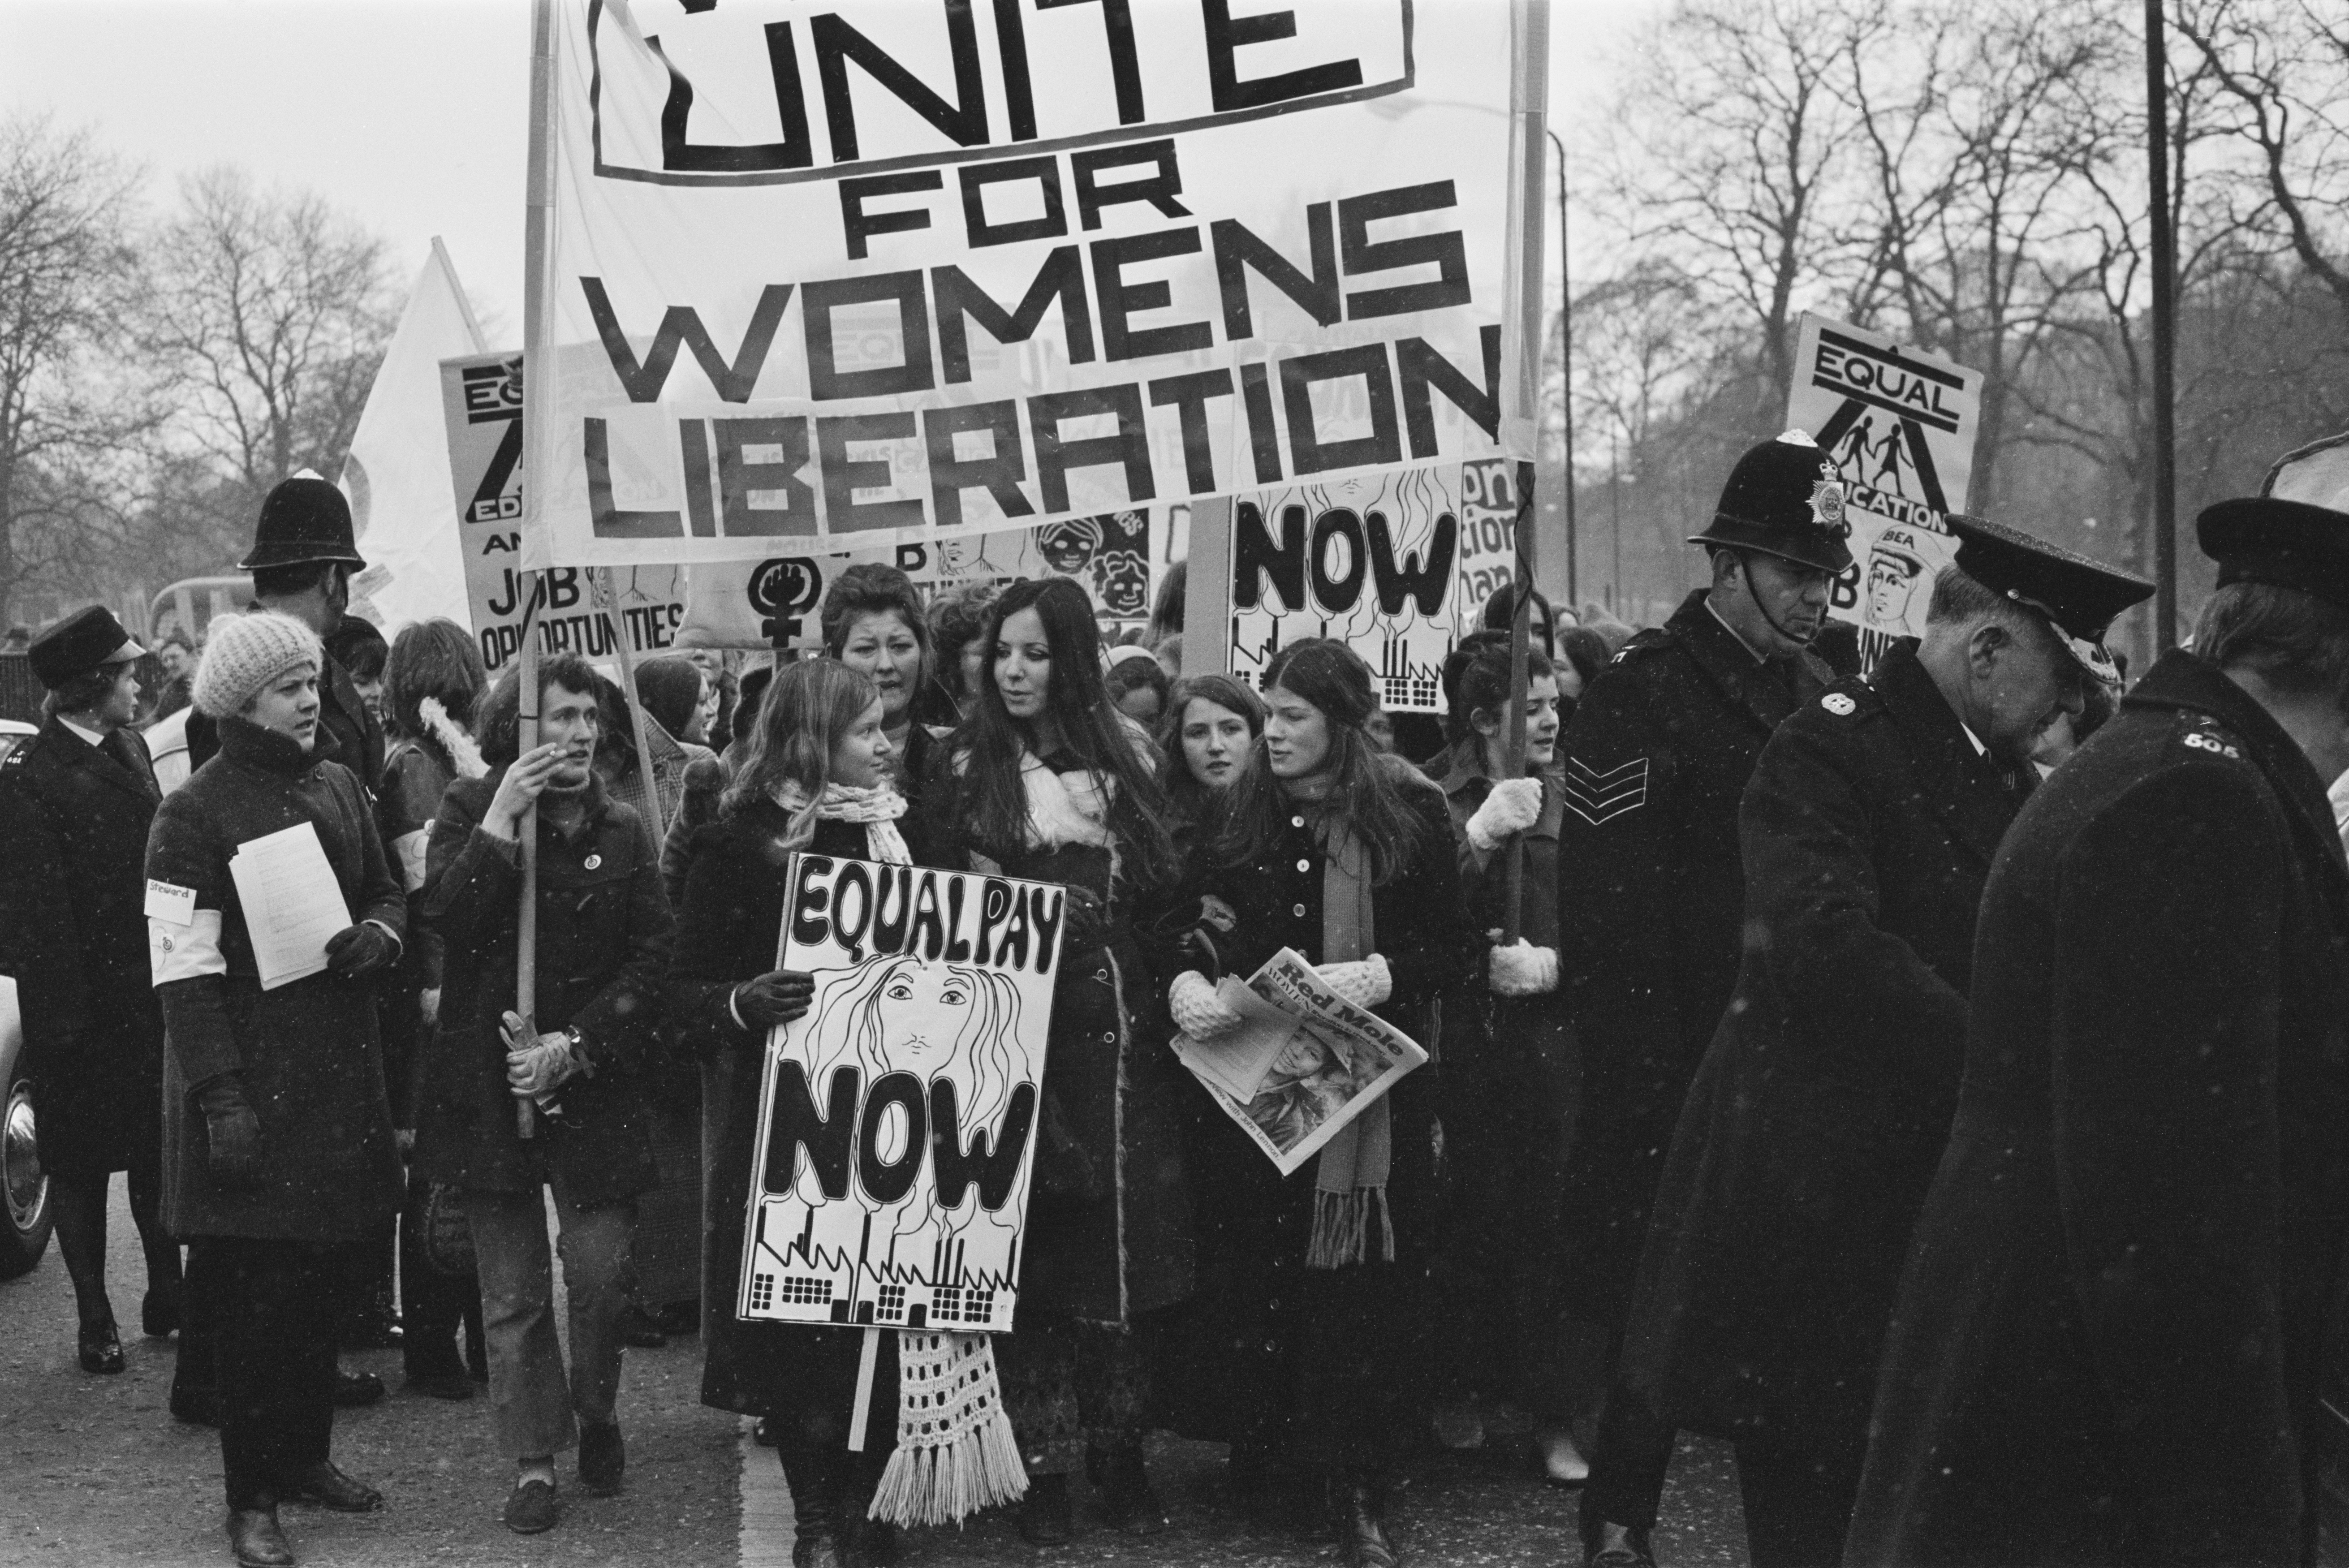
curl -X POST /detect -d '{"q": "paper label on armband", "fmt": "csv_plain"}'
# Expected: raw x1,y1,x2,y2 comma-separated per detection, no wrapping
144,879,196,926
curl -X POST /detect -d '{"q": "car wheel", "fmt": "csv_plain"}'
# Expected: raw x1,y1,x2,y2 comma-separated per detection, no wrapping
0,1071,52,1278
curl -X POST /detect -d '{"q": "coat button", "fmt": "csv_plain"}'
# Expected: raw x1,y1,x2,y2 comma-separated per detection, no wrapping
1291,815,1306,827
584,853,602,870
1296,858,1311,872
1103,1031,1116,1043
1293,903,1307,917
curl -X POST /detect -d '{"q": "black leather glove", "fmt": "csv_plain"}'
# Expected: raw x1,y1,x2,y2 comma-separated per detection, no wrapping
194,1073,263,1189
733,970,815,1030
325,922,398,978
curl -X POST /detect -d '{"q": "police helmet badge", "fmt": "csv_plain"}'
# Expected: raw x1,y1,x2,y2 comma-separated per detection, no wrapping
1808,476,1849,537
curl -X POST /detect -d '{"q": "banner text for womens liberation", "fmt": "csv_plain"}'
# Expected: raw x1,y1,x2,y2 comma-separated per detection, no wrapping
528,0,1530,568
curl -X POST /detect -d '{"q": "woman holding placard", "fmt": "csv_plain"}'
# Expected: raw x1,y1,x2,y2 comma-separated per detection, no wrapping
1165,637,1478,1568
145,611,408,1568
672,659,925,1568
918,577,1193,1546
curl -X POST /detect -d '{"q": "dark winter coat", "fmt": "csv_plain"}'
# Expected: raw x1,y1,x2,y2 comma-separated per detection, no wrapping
1554,590,1832,1326
1847,650,2349,1568
375,737,459,1126
1429,743,1581,1405
1168,768,1479,1466
1613,640,2029,1465
919,742,1194,1327
145,717,406,1241
0,718,166,1177
671,807,901,1433
412,771,671,1206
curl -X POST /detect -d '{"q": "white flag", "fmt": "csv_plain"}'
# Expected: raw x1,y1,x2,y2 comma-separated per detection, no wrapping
344,238,491,633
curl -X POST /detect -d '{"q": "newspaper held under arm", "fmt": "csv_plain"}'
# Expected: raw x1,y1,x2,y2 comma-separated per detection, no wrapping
1172,948,1429,1178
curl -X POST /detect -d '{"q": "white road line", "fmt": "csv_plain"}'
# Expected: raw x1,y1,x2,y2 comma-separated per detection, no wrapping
739,1417,796,1568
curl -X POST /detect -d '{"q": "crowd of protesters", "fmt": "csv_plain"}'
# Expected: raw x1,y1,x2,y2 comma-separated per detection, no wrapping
4,435,2349,1568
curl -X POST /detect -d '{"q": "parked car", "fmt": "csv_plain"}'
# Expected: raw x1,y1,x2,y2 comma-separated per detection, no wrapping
0,719,36,766
0,976,51,1277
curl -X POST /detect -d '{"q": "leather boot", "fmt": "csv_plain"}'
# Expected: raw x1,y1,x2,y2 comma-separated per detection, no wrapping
1336,1470,1398,1568
1582,1518,1657,1568
790,1486,846,1568
227,1506,295,1567
1018,1473,1074,1545
1092,1443,1169,1535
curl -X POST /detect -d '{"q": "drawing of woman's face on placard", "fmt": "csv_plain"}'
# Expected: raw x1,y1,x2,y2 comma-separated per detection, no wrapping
797,952,1030,1236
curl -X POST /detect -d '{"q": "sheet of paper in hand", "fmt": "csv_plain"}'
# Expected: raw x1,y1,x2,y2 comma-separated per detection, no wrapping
228,823,354,991
1176,948,1429,1178
738,854,1063,1334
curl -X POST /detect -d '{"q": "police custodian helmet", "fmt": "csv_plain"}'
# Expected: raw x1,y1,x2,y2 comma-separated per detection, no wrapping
1687,430,1857,576
237,474,366,573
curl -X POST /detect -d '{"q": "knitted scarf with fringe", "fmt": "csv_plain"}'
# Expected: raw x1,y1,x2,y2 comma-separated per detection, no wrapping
784,778,1027,1525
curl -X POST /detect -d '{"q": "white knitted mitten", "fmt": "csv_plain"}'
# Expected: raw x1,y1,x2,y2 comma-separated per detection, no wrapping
1315,954,1392,1009
1168,970,1244,1040
1489,939,1561,997
1465,776,1544,852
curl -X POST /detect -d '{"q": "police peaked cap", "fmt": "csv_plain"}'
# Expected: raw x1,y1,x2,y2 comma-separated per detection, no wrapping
2195,433,2349,612
28,604,146,689
1943,513,2153,681
238,475,365,572
1688,431,1856,576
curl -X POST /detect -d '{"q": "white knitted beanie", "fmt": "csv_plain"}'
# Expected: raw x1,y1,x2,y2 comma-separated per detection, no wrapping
192,612,323,718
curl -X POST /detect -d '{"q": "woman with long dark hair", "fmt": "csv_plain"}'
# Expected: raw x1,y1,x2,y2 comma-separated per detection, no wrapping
670,659,950,1567
1155,672,1266,829
918,577,1192,1544
1423,631,1592,1485
1166,638,1478,1568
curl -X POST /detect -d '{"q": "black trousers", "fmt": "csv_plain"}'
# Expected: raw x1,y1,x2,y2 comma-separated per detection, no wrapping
1734,1440,1864,1568
1584,1393,1862,1568
182,1236,340,1509
397,1183,484,1380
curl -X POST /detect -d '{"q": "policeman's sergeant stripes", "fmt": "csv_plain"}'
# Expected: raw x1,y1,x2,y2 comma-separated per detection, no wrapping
1561,756,1650,826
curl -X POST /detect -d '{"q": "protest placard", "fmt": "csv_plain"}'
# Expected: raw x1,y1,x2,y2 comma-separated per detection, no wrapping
440,351,693,672
1174,947,1427,1177
674,506,1167,651
738,853,1062,1333
1222,463,1462,712
521,0,1540,568
1785,314,1983,666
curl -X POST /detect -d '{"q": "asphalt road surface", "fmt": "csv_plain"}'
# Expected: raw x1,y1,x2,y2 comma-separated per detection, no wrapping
0,1181,1750,1568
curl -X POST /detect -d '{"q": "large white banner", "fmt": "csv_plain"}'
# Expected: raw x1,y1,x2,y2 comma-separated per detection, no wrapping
525,0,1533,569
1785,314,1983,664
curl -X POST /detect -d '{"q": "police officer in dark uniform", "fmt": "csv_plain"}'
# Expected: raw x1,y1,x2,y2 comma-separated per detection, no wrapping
173,475,393,1427
0,607,183,1373
1577,517,2151,1568
1555,432,1846,1353
187,476,384,788
1848,467,2349,1568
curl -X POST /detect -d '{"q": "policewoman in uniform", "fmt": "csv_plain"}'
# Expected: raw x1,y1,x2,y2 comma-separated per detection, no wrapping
1576,520,2151,1568
1554,432,1845,1353
0,608,182,1372
1849,462,2349,1568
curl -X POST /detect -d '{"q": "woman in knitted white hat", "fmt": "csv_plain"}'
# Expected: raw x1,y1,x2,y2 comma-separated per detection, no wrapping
147,611,408,1568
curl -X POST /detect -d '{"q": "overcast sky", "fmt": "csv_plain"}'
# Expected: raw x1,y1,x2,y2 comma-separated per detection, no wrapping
0,0,1662,338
